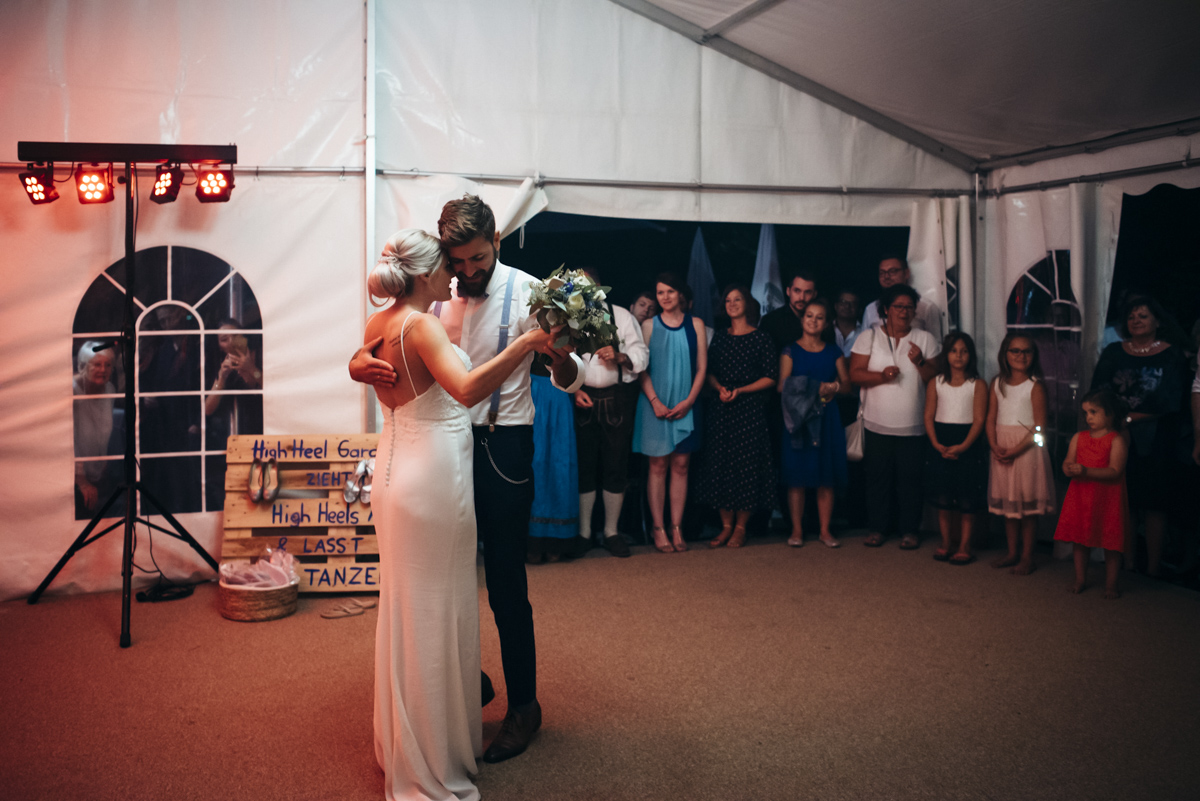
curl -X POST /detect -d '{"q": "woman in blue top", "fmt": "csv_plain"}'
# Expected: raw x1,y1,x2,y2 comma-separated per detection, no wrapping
633,272,708,553
778,298,850,548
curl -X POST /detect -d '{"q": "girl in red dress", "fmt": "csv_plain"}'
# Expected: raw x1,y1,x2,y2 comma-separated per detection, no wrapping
1054,389,1129,599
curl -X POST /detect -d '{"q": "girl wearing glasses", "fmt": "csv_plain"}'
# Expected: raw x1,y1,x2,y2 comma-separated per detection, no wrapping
986,333,1056,574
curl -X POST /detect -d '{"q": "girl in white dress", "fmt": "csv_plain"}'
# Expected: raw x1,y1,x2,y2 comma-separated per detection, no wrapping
986,333,1056,576
363,230,554,801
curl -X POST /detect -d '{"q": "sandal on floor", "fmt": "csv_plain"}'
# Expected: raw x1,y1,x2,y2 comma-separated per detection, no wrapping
899,535,920,550
864,533,884,548
670,525,688,552
651,526,673,553
321,602,366,619
710,526,733,548
728,525,748,549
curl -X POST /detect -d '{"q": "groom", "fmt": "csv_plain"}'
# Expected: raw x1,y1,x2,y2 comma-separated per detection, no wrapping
350,195,584,763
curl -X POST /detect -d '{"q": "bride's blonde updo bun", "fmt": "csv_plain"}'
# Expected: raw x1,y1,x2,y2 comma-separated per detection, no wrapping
368,229,445,306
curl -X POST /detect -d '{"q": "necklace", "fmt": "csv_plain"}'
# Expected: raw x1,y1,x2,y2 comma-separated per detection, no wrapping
1127,339,1162,355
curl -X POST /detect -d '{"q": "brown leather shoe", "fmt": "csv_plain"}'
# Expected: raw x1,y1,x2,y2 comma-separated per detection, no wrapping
482,700,542,763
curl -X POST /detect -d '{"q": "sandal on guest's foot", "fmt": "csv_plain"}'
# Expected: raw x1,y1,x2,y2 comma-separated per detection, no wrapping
786,534,804,548
899,535,920,550
864,533,884,547
710,526,733,548
728,524,748,549
933,548,951,561
670,525,688,552
949,553,976,566
819,535,841,549
651,526,673,553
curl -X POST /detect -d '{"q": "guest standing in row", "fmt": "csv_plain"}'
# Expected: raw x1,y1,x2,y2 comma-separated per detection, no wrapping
923,332,988,564
778,298,849,548
1089,295,1189,577
987,334,1056,574
633,272,708,553
696,285,777,549
849,284,940,549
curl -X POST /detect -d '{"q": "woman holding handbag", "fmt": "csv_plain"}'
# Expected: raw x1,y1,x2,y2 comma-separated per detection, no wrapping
849,284,941,549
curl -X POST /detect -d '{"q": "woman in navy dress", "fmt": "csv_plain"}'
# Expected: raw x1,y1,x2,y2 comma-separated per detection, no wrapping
778,298,850,548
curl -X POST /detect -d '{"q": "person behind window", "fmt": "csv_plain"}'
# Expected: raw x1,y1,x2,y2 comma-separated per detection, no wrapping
73,340,122,518
205,318,263,439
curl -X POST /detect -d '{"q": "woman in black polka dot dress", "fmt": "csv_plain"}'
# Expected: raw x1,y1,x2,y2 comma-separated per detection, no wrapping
696,285,778,548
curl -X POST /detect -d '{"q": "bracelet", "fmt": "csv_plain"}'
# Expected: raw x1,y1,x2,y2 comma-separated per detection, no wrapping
648,395,659,403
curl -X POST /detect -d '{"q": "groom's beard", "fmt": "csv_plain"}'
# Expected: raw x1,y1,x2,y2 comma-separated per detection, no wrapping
453,248,498,298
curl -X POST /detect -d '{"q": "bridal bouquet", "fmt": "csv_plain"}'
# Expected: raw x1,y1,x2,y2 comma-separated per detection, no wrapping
526,266,619,355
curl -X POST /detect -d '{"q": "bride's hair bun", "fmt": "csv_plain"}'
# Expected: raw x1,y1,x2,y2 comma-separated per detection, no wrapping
368,229,445,306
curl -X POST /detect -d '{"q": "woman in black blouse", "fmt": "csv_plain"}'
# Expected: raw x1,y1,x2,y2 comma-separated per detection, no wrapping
1089,295,1189,577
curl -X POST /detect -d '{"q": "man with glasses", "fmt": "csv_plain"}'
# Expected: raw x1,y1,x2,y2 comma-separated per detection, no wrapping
833,290,863,357
861,255,944,340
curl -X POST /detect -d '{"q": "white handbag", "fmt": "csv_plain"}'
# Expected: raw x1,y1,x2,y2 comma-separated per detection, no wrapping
845,396,864,462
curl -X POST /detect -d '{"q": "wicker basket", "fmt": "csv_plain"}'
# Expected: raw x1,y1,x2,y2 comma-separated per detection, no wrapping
218,580,299,622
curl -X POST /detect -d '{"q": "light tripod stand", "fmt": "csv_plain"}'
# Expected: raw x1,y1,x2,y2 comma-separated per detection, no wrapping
20,142,235,647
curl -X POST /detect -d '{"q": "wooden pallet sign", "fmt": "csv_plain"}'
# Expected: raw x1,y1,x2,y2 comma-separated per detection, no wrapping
222,434,381,593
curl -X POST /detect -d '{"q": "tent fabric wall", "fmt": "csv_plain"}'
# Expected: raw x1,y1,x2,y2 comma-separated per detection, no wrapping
976,184,1123,383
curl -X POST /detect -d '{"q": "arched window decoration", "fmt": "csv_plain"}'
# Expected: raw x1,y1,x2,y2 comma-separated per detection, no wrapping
1005,250,1080,464
72,247,263,520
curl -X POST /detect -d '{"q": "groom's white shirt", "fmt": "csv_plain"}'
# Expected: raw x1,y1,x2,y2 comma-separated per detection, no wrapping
433,260,586,426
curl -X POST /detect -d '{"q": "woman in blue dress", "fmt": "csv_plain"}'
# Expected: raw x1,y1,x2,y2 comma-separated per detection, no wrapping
633,272,708,553
778,298,850,548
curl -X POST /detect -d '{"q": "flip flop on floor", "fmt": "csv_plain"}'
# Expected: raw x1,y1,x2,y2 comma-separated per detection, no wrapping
949,553,976,565
321,602,366,619
349,597,377,610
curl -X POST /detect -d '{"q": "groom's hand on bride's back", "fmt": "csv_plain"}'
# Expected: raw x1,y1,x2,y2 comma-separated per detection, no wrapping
349,336,398,387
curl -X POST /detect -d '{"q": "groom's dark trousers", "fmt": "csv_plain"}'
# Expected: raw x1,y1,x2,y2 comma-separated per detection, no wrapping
472,424,537,708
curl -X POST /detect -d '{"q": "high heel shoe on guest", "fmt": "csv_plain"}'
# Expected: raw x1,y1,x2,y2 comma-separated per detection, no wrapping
710,525,733,548
727,524,748,549
670,525,688,552
651,526,673,553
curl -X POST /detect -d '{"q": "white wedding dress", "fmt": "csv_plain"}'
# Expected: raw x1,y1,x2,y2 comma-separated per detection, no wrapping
373,315,481,801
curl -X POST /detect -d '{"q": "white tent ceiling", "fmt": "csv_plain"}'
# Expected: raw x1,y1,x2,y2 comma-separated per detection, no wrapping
618,0,1200,170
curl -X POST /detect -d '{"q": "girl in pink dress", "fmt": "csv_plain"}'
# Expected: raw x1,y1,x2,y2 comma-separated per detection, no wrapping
1054,389,1129,599
986,334,1056,575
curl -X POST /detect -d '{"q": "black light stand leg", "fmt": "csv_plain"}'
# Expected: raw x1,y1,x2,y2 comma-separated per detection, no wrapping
27,484,127,604
138,481,220,571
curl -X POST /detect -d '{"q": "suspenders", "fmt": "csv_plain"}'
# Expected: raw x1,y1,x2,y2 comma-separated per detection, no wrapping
432,267,519,432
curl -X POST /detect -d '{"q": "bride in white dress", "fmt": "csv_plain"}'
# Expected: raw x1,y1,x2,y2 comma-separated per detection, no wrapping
364,230,554,801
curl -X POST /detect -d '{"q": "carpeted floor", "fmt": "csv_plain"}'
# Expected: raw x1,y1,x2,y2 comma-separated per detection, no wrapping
2,534,1198,801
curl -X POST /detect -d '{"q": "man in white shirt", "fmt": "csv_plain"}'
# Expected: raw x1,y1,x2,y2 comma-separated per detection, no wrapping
350,196,584,764
860,256,944,341
572,269,650,557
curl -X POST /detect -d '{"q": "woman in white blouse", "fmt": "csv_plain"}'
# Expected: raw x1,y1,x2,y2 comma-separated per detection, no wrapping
849,284,941,548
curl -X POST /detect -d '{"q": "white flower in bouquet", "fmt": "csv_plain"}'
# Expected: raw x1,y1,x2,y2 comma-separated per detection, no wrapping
526,266,619,355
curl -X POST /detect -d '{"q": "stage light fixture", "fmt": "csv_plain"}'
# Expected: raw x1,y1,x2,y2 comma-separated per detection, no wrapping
75,163,115,204
19,163,59,205
195,166,234,203
150,164,184,204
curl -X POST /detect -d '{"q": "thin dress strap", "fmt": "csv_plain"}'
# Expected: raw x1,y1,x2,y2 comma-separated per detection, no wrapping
398,312,421,398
